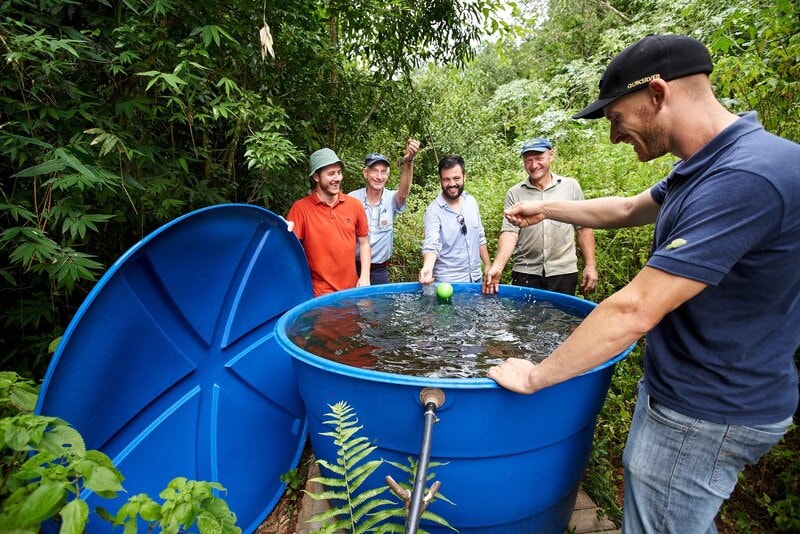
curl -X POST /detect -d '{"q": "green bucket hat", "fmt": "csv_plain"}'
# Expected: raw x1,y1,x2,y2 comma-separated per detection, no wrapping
308,148,342,177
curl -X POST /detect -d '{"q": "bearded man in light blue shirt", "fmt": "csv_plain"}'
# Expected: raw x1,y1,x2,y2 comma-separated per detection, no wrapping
419,155,491,284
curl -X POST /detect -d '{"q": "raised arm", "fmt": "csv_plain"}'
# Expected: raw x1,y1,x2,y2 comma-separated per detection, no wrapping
395,138,420,209
506,189,659,230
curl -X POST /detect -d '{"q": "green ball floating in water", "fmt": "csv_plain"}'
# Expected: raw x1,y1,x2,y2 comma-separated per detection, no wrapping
436,282,454,300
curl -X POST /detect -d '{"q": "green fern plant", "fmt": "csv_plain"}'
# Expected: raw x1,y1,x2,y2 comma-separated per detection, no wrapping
305,401,455,534
383,457,456,532
305,401,401,533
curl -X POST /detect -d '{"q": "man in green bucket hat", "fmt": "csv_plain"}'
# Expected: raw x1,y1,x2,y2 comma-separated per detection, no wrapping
287,147,371,296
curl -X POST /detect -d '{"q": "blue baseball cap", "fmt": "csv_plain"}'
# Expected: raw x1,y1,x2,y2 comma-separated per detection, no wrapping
520,138,552,155
364,153,390,167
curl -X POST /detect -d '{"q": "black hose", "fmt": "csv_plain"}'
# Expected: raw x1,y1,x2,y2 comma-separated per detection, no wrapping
405,401,438,534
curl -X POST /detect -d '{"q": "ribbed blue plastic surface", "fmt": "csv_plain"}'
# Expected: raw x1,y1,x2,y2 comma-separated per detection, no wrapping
36,204,312,533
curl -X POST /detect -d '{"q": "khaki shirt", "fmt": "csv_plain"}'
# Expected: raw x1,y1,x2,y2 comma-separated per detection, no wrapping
501,173,585,276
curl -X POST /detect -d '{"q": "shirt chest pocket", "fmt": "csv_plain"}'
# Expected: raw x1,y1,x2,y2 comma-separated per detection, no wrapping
372,215,393,234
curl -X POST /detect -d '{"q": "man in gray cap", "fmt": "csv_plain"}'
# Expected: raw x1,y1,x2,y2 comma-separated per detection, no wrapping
483,137,597,295
287,147,371,296
488,35,800,532
348,138,420,284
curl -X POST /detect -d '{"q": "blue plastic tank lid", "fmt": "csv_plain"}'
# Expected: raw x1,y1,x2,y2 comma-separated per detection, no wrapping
35,204,312,533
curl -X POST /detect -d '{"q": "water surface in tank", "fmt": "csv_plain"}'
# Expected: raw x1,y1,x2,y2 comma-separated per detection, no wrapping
287,290,584,378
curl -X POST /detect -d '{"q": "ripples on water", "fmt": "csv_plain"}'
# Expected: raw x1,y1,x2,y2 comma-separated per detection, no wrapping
288,291,586,379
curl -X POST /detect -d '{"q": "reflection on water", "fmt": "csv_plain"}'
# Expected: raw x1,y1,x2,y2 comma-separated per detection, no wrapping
288,292,585,378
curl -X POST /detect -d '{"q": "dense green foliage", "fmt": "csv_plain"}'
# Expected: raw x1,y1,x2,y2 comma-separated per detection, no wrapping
0,372,240,533
0,0,508,375
3,0,799,531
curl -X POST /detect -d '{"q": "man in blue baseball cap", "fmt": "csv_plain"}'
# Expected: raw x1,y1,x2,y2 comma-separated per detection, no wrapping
349,138,420,284
488,34,800,532
484,137,597,296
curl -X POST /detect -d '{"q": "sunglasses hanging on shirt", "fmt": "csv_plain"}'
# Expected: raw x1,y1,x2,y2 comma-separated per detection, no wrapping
456,214,467,235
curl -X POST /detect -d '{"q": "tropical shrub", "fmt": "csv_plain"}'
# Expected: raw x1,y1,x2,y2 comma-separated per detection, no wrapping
0,371,240,533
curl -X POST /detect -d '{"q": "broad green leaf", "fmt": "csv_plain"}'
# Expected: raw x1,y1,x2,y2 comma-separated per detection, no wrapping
9,386,39,413
58,498,88,534
160,73,186,92
5,425,32,450
38,425,85,456
53,148,96,179
138,498,161,522
83,465,124,495
15,482,67,526
48,336,62,354
1,133,54,149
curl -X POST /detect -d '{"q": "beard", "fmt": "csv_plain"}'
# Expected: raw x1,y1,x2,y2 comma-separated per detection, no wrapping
442,183,464,200
633,105,669,162
319,179,341,196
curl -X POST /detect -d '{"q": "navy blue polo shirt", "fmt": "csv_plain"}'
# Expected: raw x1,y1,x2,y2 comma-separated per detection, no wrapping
645,112,800,425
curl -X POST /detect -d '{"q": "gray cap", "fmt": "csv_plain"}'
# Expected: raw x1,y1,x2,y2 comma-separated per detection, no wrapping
308,148,342,177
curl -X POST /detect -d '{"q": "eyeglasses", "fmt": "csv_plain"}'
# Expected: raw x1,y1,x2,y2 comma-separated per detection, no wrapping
456,214,467,235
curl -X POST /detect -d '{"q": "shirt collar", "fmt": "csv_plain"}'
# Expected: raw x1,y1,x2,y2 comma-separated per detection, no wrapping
436,190,471,209
672,112,761,179
521,172,560,191
313,191,344,206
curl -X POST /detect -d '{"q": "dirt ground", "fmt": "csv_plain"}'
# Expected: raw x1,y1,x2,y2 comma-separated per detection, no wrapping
254,444,314,534
255,494,301,534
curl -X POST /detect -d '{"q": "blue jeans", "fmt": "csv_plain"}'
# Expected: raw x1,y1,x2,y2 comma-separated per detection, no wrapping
622,379,792,533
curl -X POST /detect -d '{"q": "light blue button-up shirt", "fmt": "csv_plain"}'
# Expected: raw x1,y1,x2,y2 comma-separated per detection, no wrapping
348,188,405,264
422,191,487,282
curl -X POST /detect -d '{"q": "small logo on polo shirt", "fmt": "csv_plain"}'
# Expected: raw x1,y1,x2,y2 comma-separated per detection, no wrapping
665,238,687,250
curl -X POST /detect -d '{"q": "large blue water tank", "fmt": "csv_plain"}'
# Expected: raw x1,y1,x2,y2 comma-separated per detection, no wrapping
278,283,633,533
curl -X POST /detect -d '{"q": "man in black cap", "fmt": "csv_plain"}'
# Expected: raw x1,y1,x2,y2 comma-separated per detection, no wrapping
488,34,800,532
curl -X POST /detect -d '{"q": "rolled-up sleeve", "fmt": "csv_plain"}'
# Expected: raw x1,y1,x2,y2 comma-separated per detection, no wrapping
422,206,442,256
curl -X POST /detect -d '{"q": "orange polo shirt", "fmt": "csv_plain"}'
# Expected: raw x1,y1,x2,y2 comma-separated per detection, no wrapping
287,192,369,296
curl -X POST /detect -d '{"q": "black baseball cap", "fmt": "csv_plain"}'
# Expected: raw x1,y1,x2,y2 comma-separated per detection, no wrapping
573,34,713,120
